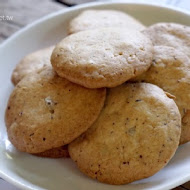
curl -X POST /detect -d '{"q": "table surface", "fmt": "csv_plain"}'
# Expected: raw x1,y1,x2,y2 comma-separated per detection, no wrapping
0,0,190,189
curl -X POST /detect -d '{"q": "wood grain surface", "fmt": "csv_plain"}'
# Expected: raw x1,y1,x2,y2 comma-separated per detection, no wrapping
0,0,190,189
0,0,65,43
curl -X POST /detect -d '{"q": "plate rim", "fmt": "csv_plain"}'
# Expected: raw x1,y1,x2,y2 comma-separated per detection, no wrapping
1,1,190,190
1,1,190,50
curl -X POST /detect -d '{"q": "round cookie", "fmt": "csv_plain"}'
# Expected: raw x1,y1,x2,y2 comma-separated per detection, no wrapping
33,145,69,158
133,46,190,145
143,22,190,58
11,46,54,85
68,9,145,34
69,83,181,185
5,66,106,153
51,28,153,88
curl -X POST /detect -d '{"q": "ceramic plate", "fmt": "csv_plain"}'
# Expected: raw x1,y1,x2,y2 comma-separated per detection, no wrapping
1,2,190,190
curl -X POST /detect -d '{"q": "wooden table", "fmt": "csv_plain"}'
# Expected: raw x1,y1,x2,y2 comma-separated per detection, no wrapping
0,0,190,189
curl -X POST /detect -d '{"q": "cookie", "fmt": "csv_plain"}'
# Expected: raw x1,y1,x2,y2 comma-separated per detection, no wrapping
33,145,69,158
69,83,181,185
51,28,153,88
143,23,190,58
133,46,190,144
5,66,106,153
11,46,54,85
68,9,145,34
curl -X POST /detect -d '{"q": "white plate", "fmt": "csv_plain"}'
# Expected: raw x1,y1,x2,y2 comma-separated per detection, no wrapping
1,2,190,190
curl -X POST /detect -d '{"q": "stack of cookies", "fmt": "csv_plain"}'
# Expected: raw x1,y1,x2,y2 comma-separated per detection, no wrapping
5,9,190,185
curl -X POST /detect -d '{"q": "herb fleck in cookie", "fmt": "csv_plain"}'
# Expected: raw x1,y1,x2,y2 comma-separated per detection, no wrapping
133,46,190,144
11,46,54,85
143,23,190,58
68,9,145,34
5,66,106,154
69,83,181,185
51,28,153,88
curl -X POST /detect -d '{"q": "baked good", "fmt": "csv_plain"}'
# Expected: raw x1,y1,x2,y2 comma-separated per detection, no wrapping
133,45,190,144
51,28,153,88
33,145,69,158
11,46,54,85
143,23,190,58
68,9,145,34
69,83,181,185
5,66,106,153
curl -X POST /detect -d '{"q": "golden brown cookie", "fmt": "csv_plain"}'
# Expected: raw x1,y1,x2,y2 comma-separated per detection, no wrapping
133,46,190,144
5,66,106,154
51,28,153,88
11,46,54,85
68,9,145,34
143,23,190,58
33,145,69,158
69,83,181,185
